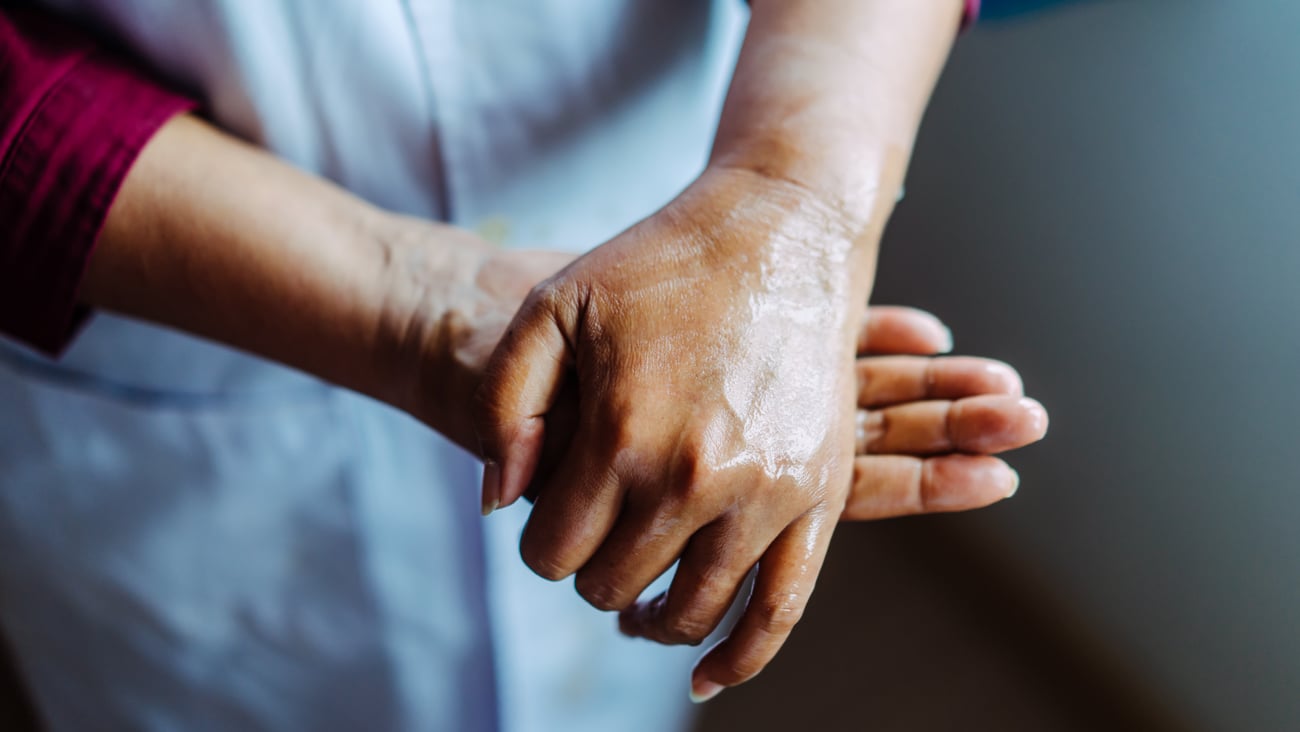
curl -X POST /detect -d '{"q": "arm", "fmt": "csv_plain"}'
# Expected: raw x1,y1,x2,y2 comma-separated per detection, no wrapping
0,7,193,353
474,0,971,702
0,7,570,453
1,5,1038,468
2,8,1046,705
712,0,964,293
0,4,561,451
85,112,1049,485
84,112,573,454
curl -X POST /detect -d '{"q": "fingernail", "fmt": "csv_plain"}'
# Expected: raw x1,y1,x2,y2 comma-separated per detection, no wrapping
1018,397,1049,435
1006,468,1021,498
937,324,954,354
984,362,1023,396
482,462,501,516
689,679,725,704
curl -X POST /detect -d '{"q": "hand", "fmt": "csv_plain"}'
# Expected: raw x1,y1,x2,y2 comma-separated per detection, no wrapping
840,306,1048,521
474,166,882,700
617,306,1048,667
519,305,1046,511
374,217,1052,504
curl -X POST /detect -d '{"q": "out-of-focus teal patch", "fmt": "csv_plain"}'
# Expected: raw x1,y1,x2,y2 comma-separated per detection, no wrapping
983,0,1078,20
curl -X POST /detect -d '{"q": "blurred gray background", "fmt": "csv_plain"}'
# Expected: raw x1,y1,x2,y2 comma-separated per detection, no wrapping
701,1,1300,730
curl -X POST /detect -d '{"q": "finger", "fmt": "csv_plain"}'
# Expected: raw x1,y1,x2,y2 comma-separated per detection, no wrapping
576,435,763,613
574,498,707,613
616,518,763,646
689,511,834,702
857,305,952,356
474,284,575,512
519,422,625,581
523,376,580,504
856,395,1049,456
856,355,1023,409
841,454,1020,520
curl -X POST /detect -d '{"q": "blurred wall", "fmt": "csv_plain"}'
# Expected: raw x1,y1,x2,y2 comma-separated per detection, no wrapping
875,1,1300,729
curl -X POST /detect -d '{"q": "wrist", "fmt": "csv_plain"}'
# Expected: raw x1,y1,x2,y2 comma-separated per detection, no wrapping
696,162,882,300
710,0,962,254
366,214,497,429
88,115,433,406
708,138,907,246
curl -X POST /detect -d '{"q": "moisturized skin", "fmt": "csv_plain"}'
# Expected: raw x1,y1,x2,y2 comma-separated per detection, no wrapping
471,166,1050,702
475,0,978,702
477,167,869,660
85,114,1047,480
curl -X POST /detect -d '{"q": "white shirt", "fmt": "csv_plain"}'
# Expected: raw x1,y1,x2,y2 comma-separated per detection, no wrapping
0,1,747,730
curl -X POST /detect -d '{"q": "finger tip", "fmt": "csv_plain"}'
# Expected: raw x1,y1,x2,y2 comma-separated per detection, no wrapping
863,306,953,355
925,455,1020,511
911,315,953,355
936,323,954,354
984,361,1024,396
480,461,502,515
1017,397,1050,437
689,662,726,703
689,679,725,704
496,490,523,512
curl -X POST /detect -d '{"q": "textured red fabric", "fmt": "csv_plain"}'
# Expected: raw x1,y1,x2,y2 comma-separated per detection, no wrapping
0,8,194,355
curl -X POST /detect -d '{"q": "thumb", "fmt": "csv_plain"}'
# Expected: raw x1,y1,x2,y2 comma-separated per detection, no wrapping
474,286,574,513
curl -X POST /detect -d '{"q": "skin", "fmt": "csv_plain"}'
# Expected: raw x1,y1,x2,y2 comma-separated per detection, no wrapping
85,113,1046,486
80,1,1046,704
473,0,974,701
86,116,1046,471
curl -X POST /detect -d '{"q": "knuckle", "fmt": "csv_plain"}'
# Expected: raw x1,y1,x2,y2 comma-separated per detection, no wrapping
663,613,712,646
519,539,571,582
525,277,564,308
719,655,765,685
916,458,937,513
574,573,626,612
471,386,507,439
657,566,738,645
755,593,805,635
601,412,637,454
524,276,585,320
671,434,724,503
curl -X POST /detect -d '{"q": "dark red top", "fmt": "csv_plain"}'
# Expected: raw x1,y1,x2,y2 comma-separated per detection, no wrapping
0,8,193,355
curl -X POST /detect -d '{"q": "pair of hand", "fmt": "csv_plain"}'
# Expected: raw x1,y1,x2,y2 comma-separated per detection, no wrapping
386,167,1047,702
88,111,1034,701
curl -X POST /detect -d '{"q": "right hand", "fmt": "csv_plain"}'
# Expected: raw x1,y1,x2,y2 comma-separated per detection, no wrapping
618,305,1049,644
370,217,1046,519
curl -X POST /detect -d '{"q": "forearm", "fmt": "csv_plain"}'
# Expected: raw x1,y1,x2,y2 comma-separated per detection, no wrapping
712,0,962,252
82,114,480,412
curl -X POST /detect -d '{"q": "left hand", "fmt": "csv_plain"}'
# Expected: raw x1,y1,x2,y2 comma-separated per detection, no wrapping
841,305,1047,521
617,305,1048,661
523,305,1048,515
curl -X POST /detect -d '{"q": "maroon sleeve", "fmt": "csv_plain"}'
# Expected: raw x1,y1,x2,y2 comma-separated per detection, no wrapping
0,8,195,356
